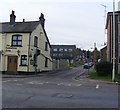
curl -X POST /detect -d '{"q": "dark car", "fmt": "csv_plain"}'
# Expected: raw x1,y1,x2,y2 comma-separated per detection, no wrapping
89,62,94,67
83,63,90,69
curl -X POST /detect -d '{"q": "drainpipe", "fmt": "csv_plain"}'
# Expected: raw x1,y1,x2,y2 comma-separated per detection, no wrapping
27,33,31,72
111,16,113,63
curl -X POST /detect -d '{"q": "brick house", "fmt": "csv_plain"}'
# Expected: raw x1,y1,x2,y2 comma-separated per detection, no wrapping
106,11,120,73
100,46,107,61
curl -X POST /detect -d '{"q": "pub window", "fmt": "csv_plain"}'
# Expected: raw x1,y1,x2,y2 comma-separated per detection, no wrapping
21,55,27,66
34,36,38,47
12,35,22,46
45,57,48,67
45,42,48,51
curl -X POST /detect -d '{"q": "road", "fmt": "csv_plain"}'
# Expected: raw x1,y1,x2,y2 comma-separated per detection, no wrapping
2,66,119,109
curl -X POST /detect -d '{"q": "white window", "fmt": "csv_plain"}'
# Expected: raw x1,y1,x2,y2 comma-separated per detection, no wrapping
68,49,73,52
64,49,67,52
53,48,57,51
59,53,63,56
59,48,63,52
53,54,57,56
21,55,27,66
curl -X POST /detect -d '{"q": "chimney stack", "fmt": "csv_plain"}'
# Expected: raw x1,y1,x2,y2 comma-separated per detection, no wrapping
39,13,45,28
23,19,25,22
10,10,16,25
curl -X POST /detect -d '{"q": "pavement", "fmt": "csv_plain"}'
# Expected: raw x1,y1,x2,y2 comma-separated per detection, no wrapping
1,69,68,78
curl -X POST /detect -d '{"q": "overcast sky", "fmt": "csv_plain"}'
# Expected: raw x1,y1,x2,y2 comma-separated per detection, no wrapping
0,0,120,50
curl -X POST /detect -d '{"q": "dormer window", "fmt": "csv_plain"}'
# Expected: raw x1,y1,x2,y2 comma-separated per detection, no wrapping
11,35,22,46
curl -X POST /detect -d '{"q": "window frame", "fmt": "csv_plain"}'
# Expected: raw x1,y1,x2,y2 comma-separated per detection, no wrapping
53,48,57,52
34,36,38,47
118,35,120,43
20,55,27,66
11,35,22,46
68,49,73,52
45,42,48,51
59,48,63,52
45,57,48,67
118,15,120,23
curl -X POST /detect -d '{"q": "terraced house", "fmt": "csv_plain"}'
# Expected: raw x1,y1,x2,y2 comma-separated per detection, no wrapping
0,11,52,73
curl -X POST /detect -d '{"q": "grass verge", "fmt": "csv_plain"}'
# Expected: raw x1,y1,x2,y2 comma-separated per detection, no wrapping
89,70,120,82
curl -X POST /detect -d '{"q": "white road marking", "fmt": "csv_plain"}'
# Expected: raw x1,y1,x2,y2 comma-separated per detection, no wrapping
57,83,63,86
27,82,34,84
57,83,82,87
27,81,44,85
37,83,44,85
76,84,82,86
16,83,22,86
2,80,11,83
13,80,18,82
68,84,71,86
96,84,99,89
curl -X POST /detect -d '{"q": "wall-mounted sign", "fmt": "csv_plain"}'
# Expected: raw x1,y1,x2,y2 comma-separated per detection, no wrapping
6,47,17,49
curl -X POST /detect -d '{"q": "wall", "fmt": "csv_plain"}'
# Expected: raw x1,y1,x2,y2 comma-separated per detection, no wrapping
106,17,111,62
29,24,52,72
52,59,69,70
1,33,29,72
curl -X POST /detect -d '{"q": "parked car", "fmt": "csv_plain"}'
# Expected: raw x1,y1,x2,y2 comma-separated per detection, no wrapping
89,62,94,67
83,62,93,69
83,63,90,69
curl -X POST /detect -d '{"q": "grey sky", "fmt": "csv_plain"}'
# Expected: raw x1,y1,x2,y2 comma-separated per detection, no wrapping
0,0,120,50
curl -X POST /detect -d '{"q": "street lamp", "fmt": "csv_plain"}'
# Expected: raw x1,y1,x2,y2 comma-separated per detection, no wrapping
112,0,116,82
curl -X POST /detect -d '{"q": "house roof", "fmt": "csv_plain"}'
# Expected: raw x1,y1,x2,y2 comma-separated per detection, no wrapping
51,45,76,49
0,21,40,33
100,46,107,51
0,21,51,47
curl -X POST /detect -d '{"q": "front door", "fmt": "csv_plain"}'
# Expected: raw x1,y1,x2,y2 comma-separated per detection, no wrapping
7,56,18,72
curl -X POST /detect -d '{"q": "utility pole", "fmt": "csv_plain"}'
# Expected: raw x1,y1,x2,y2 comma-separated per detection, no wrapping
112,0,116,82
101,4,107,35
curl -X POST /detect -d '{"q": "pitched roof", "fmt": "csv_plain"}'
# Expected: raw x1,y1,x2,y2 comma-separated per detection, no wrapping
0,21,40,33
0,21,51,47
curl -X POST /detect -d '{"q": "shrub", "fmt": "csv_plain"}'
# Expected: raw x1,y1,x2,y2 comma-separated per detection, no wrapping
95,61,112,76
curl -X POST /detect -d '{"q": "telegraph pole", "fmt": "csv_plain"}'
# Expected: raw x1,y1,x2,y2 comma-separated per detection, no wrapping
112,0,116,82
101,4,107,35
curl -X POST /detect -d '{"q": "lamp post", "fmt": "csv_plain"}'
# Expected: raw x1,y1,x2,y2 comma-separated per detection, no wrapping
112,0,116,82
